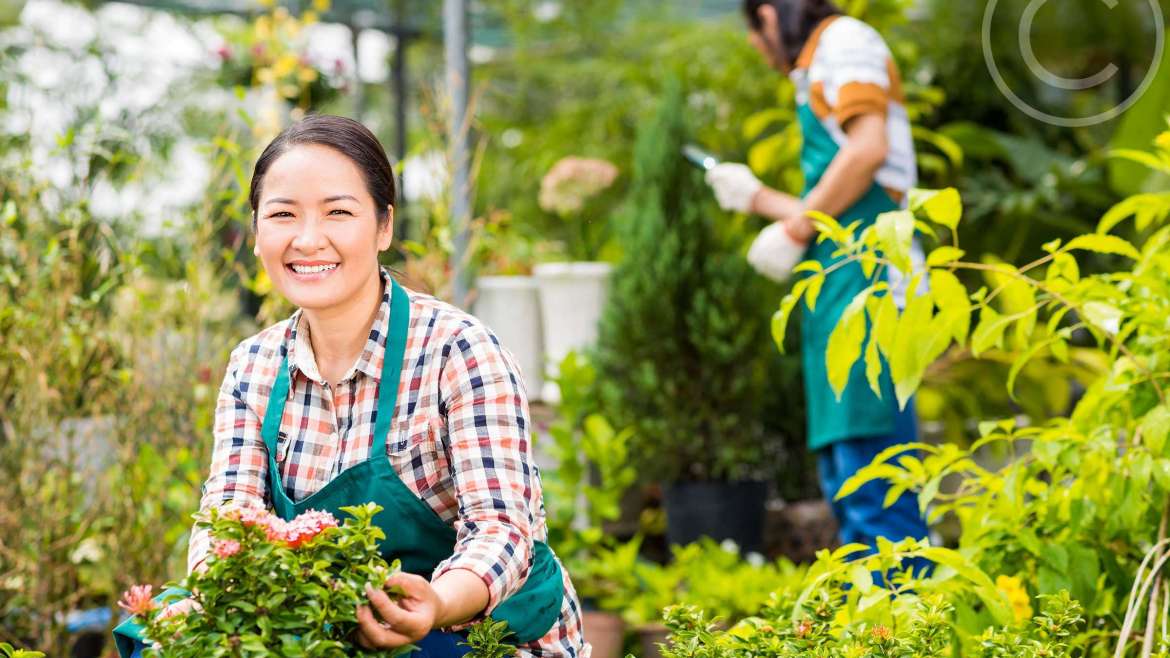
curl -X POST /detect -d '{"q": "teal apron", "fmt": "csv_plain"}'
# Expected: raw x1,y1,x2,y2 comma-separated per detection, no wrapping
796,102,900,450
114,279,563,655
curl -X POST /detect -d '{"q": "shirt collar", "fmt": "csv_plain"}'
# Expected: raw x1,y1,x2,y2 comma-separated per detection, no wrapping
284,267,394,388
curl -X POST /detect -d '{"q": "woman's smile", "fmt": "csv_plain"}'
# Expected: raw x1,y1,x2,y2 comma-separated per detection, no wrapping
286,259,341,282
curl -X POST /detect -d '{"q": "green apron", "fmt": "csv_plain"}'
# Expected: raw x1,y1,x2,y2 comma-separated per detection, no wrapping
114,279,563,655
796,102,900,450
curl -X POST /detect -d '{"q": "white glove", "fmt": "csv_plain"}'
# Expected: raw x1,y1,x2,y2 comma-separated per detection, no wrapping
746,222,809,283
705,162,762,213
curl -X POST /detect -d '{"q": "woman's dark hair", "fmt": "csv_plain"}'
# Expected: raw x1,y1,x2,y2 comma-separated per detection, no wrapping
249,114,396,228
742,0,842,66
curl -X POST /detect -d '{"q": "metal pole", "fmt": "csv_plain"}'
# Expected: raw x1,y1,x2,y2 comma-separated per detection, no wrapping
392,0,408,166
444,0,471,307
390,1,408,238
349,23,365,121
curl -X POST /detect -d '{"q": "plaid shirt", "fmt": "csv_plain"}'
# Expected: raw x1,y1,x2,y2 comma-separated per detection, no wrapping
190,269,588,658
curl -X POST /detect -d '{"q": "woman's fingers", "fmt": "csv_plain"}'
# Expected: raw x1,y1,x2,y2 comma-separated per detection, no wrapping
385,572,430,600
356,604,414,648
365,583,413,628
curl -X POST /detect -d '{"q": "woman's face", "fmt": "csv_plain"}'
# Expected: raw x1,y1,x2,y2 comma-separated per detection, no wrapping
748,5,789,73
253,143,393,314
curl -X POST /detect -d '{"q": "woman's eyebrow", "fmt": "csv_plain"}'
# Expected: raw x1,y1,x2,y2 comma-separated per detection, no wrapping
323,194,359,203
264,197,297,206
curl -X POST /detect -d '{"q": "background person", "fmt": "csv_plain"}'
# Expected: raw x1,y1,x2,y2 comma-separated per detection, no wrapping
705,0,930,559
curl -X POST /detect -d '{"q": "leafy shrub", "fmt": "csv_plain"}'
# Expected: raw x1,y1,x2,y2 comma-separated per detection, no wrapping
653,538,1084,657
122,504,408,658
592,81,776,483
775,129,1170,655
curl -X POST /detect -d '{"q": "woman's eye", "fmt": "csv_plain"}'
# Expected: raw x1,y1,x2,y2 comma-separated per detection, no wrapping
268,211,294,219
329,209,354,216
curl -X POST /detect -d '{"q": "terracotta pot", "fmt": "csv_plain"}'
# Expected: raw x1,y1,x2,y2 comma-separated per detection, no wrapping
582,610,625,658
635,623,670,658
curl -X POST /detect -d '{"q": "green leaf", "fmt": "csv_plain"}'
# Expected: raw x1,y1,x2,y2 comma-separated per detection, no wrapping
743,107,789,139
849,563,874,593
793,260,823,274
913,187,962,229
971,307,1010,356
926,246,965,267
1081,301,1122,335
918,547,1013,625
825,289,872,398
771,281,807,353
805,275,825,312
864,329,883,398
929,269,971,344
835,463,908,500
1006,337,1054,400
1109,148,1170,175
870,294,899,356
748,132,791,175
889,288,934,407
874,210,914,274
1141,405,1170,457
1063,234,1141,260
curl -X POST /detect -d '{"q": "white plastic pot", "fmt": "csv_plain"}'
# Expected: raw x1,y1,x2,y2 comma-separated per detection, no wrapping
472,275,545,401
532,261,612,403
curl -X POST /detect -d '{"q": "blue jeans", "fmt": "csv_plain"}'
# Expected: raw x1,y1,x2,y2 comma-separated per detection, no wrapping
129,630,472,658
817,398,931,576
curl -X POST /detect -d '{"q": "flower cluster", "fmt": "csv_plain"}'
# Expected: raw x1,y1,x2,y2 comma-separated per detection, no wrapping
118,584,156,617
538,157,619,216
118,504,404,657
213,0,346,107
230,507,339,549
995,574,1034,623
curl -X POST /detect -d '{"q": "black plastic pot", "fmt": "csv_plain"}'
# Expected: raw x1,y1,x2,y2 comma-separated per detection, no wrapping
664,480,767,554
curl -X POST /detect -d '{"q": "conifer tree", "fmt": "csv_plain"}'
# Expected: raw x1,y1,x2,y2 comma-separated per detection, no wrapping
593,81,771,482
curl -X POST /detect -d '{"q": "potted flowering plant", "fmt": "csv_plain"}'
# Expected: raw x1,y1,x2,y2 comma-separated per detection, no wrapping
532,156,622,402
116,503,410,657
213,0,347,109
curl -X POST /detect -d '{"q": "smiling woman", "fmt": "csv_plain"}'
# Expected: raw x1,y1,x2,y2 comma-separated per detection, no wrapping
113,115,588,658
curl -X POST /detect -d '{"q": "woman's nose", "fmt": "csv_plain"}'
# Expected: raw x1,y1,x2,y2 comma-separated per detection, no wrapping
291,216,328,251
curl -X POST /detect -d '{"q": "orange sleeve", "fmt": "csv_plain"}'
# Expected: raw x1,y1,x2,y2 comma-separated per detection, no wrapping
835,81,889,127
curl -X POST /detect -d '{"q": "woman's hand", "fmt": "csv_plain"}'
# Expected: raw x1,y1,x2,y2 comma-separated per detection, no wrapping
356,573,445,649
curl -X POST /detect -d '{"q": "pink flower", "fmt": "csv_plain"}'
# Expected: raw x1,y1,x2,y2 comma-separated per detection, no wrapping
118,585,156,617
212,539,242,559
233,506,275,528
264,519,290,543
539,157,619,215
227,507,337,548
215,45,233,61
280,510,339,548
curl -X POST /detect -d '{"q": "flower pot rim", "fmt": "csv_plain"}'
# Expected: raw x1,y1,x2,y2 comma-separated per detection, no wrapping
532,261,612,278
474,274,538,288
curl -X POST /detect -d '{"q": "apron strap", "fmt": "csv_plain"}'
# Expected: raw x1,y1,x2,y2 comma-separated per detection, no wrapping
371,278,410,456
258,277,411,471
260,355,291,458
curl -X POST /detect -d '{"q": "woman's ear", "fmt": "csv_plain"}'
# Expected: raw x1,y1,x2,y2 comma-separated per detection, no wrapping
376,205,395,252
251,212,261,256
